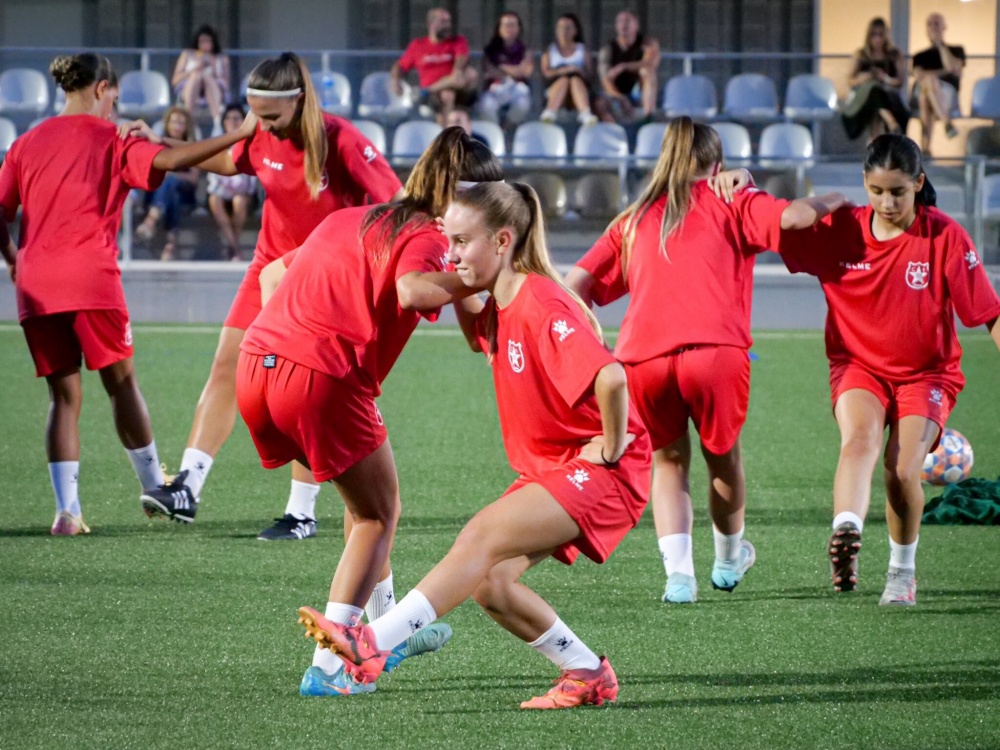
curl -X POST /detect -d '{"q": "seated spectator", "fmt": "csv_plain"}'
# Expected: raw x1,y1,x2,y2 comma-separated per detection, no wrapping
135,106,200,261
391,7,478,125
444,107,490,148
207,104,257,261
841,17,909,141
539,13,596,125
910,12,965,154
171,24,231,127
479,12,534,130
595,11,660,124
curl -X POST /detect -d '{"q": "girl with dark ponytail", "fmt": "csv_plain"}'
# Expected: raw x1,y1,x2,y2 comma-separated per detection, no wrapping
565,116,848,605
234,127,503,697
141,51,405,540
0,53,257,536
298,181,650,711
778,132,1000,605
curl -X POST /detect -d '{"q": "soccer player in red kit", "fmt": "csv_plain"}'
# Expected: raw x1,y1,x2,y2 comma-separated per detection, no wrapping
237,129,504,696
565,117,849,604
140,52,403,541
0,53,256,535
778,134,1000,606
297,181,652,710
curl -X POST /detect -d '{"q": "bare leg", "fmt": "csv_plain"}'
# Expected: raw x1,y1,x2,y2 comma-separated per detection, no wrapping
650,435,693,538
186,326,244,456
202,76,223,120
640,69,658,115
546,78,570,111
231,195,250,240
883,416,938,545
472,552,563,641
98,357,154,450
568,77,591,114
45,368,83,462
832,389,886,523
208,196,239,257
436,89,457,125
702,438,746,535
181,77,199,115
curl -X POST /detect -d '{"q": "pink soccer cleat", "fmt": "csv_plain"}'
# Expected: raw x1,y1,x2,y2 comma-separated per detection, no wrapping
51,511,90,536
519,656,619,710
297,606,390,683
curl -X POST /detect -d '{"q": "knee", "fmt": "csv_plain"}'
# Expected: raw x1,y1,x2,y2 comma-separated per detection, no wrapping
882,458,922,490
471,568,513,613
840,432,882,463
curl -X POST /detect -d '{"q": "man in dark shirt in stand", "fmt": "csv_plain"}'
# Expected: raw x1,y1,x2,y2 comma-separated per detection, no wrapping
911,12,965,154
595,11,660,124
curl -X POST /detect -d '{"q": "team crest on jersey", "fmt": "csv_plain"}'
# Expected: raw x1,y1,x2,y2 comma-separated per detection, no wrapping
507,340,525,373
319,169,329,192
964,249,980,270
905,261,929,290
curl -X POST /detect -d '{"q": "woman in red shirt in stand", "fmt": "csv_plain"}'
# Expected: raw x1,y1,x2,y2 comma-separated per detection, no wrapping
0,53,255,535
566,117,847,604
140,52,403,542
298,181,651,711
778,134,1000,606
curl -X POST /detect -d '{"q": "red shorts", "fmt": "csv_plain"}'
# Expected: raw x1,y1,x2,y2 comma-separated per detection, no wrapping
236,352,388,481
504,454,650,566
22,310,133,377
624,345,750,454
224,255,268,330
830,361,955,439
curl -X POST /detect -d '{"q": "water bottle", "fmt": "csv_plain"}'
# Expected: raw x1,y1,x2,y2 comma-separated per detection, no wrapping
322,74,334,110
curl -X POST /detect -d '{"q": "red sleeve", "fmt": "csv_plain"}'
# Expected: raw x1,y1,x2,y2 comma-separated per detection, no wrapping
230,133,257,176
577,223,628,305
398,41,418,73
942,225,1000,327
536,302,616,408
0,147,20,217
336,123,402,203
395,229,446,278
455,37,470,57
734,188,790,254
281,248,299,268
118,137,167,191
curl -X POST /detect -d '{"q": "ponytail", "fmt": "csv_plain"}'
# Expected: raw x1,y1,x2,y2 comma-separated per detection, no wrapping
247,52,328,200
864,133,937,207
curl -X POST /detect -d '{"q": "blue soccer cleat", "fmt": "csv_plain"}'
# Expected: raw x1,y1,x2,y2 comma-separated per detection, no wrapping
383,622,454,674
662,572,698,604
299,665,376,697
711,540,756,592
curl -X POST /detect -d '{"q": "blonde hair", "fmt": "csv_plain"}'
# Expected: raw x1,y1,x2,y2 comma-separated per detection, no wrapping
247,52,327,199
452,181,602,356
610,116,722,273
161,106,197,142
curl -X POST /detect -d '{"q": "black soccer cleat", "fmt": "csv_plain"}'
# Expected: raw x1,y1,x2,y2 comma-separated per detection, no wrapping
257,514,317,541
141,470,199,524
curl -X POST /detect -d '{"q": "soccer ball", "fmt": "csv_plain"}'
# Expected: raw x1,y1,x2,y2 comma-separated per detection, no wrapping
921,428,974,486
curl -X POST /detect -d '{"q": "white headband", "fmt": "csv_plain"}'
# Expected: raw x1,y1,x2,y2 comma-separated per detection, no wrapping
457,179,506,189
246,87,302,98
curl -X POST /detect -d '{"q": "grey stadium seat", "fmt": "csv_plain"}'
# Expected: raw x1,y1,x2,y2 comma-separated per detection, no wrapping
391,119,442,161
723,73,779,120
0,68,50,117
971,76,1000,119
573,122,628,165
0,117,17,156
634,121,667,166
711,122,752,165
758,122,814,169
117,70,171,119
351,119,387,154
783,74,838,120
311,71,352,118
511,121,567,166
663,74,718,119
356,72,413,123
471,119,506,156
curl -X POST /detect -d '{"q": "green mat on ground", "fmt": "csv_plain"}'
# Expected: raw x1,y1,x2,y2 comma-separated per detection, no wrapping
923,478,1000,525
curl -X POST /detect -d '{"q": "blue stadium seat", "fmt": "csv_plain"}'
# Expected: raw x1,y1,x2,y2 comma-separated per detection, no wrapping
573,122,628,166
711,122,752,165
0,68,50,117
783,74,838,120
471,119,505,156
351,119,387,154
117,70,171,119
356,72,413,123
511,121,567,166
310,71,352,118
391,120,442,161
758,122,814,169
971,76,1000,119
723,73,779,120
663,74,718,119
0,117,17,156
634,121,667,166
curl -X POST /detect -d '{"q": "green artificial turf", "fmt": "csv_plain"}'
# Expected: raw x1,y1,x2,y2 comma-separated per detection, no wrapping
0,326,997,750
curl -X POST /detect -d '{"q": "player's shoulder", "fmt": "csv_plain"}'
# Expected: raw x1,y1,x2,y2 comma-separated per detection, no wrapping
522,275,580,318
920,205,968,243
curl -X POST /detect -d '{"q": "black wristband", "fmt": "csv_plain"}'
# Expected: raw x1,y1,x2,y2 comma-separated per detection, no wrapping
600,448,620,468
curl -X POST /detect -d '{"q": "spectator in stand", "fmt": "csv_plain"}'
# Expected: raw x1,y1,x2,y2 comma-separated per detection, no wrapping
910,12,965,154
172,24,231,128
135,106,200,261
207,104,257,261
443,107,489,148
841,18,909,141
595,11,660,125
540,13,596,126
391,7,478,125
479,12,534,130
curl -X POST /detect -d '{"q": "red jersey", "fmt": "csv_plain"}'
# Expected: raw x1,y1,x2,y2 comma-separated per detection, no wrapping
578,183,789,362
398,36,470,88
231,113,400,263
474,274,648,482
241,206,447,394
779,204,1000,392
0,116,165,321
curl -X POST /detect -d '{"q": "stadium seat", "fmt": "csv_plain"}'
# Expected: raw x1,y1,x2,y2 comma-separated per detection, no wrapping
634,121,666,166
511,121,567,166
351,119,387,154
53,86,65,113
471,119,505,156
980,173,1000,221
356,72,413,123
0,68,50,117
28,117,50,130
573,173,621,219
711,122,752,165
0,117,17,156
783,74,838,120
391,120,442,160
573,122,628,166
310,71,352,118
518,172,567,218
663,75,718,119
758,122,814,169
723,73,779,120
971,76,1000,119
117,70,171,119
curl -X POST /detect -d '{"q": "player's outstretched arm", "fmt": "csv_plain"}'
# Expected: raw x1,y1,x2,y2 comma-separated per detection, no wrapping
564,267,595,308
150,112,256,173
396,270,481,311
780,192,850,230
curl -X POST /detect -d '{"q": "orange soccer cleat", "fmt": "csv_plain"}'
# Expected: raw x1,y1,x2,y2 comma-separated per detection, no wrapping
297,606,390,683
519,656,619,710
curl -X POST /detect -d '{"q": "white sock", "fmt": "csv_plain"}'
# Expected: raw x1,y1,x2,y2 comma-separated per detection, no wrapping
889,537,918,572
365,572,396,622
126,441,163,491
369,589,437,652
49,461,81,517
180,448,213,497
529,618,601,672
658,534,695,577
833,511,865,533
312,602,364,675
713,525,744,564
285,480,320,520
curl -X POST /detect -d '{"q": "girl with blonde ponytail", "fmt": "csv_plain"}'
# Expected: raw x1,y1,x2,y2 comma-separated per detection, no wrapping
298,181,651,711
143,51,405,541
566,116,848,605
